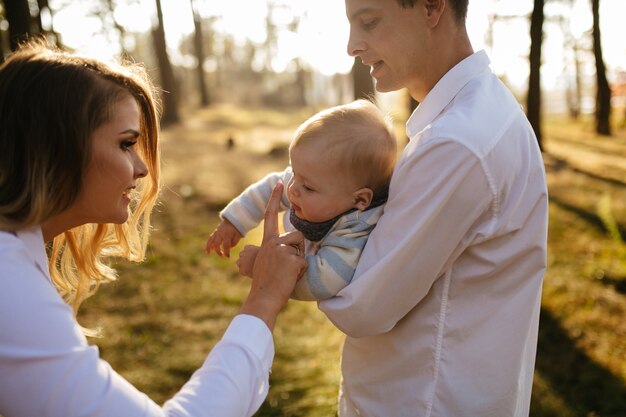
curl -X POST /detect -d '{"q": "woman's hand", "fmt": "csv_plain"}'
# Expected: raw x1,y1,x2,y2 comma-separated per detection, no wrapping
239,181,306,330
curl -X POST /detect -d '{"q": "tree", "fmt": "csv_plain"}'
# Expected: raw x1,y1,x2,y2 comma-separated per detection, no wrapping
554,2,582,120
105,0,130,57
152,0,179,125
0,8,5,62
527,0,544,150
189,0,209,107
352,57,374,101
591,0,611,135
3,0,37,51
34,0,61,46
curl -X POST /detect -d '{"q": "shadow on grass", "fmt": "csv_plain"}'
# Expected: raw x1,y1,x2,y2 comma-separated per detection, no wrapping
532,308,626,417
255,383,310,417
595,274,626,295
545,153,626,189
549,196,626,242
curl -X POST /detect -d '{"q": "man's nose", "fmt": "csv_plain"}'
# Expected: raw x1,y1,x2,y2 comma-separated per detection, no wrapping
347,29,365,57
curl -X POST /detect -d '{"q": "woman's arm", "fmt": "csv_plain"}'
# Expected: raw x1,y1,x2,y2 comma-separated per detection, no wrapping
0,184,305,417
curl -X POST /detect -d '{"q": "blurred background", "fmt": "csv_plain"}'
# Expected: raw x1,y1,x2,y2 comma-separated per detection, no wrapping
1,0,624,136
1,1,625,416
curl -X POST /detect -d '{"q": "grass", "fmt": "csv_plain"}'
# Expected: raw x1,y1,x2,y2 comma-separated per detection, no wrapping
79,106,626,417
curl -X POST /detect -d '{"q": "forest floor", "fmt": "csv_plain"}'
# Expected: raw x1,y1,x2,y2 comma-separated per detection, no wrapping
80,105,626,417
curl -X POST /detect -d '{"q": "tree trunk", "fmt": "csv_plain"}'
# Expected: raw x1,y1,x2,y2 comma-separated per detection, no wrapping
106,0,130,57
591,0,611,136
527,0,544,150
4,0,36,51
189,0,210,106
152,0,179,125
0,26,5,63
352,57,374,101
566,41,582,119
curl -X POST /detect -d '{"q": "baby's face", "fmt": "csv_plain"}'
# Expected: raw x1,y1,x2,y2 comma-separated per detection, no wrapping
288,143,359,223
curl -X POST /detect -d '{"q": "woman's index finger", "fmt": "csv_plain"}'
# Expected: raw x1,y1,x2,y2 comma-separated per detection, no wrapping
262,181,283,244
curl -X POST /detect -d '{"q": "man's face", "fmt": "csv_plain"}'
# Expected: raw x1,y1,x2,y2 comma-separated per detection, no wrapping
345,0,429,99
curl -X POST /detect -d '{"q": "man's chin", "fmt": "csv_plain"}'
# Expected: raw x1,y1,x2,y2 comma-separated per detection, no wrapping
374,81,399,94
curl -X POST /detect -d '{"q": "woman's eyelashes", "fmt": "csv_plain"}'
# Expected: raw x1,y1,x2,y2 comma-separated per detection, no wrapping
120,139,137,150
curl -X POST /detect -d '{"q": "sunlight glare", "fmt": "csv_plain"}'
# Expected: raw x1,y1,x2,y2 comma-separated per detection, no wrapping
50,0,624,83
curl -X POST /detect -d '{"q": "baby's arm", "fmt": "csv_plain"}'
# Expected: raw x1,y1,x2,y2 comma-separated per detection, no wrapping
206,169,292,257
292,209,383,301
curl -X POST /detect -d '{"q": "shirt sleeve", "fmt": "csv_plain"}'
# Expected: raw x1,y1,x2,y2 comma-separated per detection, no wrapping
0,238,274,417
220,168,292,236
292,210,382,301
318,139,494,337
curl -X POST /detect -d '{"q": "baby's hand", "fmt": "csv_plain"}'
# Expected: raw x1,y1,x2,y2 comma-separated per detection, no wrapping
237,245,260,277
206,219,242,258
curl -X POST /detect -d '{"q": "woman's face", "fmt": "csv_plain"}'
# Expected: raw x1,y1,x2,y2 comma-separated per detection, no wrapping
69,95,148,225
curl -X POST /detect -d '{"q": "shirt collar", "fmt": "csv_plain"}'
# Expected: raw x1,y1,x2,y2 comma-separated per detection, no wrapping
406,50,491,139
16,226,50,281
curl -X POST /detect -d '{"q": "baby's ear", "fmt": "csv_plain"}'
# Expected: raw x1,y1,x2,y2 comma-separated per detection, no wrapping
353,188,374,211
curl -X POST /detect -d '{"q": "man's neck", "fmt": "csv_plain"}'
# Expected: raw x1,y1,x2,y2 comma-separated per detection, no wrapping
410,26,474,102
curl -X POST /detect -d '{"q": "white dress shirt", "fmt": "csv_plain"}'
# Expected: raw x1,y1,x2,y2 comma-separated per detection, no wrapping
0,226,273,417
319,50,548,417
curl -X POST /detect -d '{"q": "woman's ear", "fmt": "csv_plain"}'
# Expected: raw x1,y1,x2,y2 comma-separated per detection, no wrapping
353,188,374,211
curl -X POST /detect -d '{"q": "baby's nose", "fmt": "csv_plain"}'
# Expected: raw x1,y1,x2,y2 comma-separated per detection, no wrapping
288,182,298,197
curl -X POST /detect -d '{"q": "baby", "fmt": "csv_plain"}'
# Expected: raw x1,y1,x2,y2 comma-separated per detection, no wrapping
206,100,397,300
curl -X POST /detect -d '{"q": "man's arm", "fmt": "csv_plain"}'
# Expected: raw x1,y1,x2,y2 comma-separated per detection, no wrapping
318,139,494,337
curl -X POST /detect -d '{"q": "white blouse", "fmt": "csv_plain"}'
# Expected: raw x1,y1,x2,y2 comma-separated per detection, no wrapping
0,226,273,417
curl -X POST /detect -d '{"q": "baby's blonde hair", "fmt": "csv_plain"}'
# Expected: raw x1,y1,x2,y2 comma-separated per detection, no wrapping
290,100,397,197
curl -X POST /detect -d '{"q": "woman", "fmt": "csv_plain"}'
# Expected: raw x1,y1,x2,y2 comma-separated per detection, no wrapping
0,41,306,417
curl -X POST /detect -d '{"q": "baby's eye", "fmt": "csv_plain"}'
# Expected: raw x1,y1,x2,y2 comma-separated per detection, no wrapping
303,184,315,192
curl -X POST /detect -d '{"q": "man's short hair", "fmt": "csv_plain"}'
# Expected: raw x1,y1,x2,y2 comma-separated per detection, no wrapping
396,0,468,23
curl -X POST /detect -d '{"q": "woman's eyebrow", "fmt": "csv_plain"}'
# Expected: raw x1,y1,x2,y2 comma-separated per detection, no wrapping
119,129,140,138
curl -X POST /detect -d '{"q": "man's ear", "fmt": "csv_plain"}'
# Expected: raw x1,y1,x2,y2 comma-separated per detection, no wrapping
353,188,374,211
424,0,445,26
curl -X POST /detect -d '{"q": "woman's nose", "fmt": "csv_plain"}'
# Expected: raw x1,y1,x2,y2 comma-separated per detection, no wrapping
134,153,148,179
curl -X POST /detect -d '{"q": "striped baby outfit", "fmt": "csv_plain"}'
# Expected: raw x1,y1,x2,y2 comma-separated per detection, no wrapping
220,167,384,301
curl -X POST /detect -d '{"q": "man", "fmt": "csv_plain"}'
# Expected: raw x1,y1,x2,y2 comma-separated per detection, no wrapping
318,1,548,416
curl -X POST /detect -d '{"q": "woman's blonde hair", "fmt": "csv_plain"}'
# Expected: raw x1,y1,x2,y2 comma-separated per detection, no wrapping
0,41,161,324
290,99,397,198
